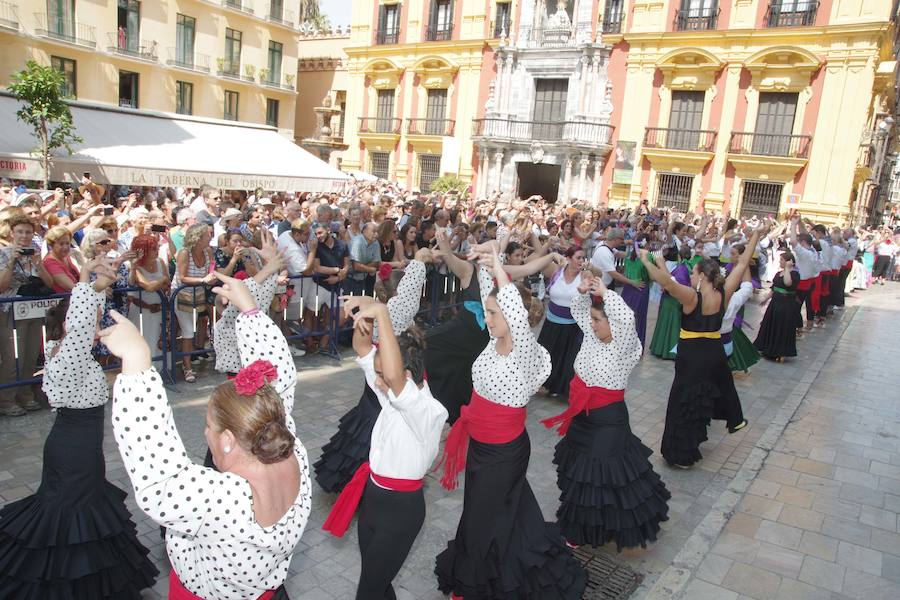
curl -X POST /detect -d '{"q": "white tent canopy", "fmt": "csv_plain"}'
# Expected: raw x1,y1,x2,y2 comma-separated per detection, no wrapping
0,94,348,192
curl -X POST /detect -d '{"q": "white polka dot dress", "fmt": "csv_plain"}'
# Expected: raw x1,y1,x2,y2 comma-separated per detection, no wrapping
42,282,108,409
112,312,311,600
571,289,642,389
471,267,550,407
375,259,426,342
214,273,278,374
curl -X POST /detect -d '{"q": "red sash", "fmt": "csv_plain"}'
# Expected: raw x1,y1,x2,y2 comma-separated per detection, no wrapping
844,260,853,270
796,278,815,292
437,390,526,491
820,272,831,297
168,569,276,600
541,375,624,436
322,461,423,537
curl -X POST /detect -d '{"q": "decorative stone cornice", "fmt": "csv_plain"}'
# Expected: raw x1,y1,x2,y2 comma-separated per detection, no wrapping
744,46,822,92
298,57,345,72
411,56,459,89
656,47,725,91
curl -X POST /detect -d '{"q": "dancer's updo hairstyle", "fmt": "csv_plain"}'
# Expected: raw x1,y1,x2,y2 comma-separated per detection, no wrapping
695,258,726,292
209,381,294,464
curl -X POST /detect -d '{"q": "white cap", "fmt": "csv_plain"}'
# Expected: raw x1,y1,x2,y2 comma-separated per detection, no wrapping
258,197,274,206
222,207,243,221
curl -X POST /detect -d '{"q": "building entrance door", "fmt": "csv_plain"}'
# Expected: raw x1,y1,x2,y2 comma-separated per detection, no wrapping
516,162,561,202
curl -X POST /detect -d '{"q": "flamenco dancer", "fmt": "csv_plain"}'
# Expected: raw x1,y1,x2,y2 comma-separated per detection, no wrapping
640,227,761,469
0,259,158,598
754,252,799,362
789,217,820,332
542,273,670,551
648,245,691,360
322,296,446,599
314,250,430,493
435,247,587,599
537,245,586,397
720,260,760,375
102,273,311,599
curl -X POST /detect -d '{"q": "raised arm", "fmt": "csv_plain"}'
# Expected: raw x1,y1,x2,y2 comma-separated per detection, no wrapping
385,256,426,335
724,228,761,299
44,278,105,392
434,229,474,286
640,249,697,309
570,275,595,338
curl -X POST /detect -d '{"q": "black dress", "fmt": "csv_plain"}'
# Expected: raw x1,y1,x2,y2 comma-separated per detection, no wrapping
754,271,800,359
314,383,381,493
424,271,490,423
660,292,745,467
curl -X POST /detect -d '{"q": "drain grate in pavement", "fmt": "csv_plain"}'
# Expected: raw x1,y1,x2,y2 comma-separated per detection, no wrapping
574,547,643,600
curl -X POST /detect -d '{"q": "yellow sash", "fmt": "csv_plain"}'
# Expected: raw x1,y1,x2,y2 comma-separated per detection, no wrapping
679,329,721,340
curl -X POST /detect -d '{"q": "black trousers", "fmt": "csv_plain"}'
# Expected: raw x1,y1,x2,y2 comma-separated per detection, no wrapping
816,274,831,317
796,286,813,325
356,480,425,600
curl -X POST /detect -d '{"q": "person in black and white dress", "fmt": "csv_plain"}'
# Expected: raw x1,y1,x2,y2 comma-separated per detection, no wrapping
544,273,670,551
314,249,431,493
435,245,586,599
322,295,446,599
101,273,311,600
0,258,158,598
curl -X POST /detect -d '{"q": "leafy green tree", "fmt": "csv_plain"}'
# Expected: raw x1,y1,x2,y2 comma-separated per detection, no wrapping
430,174,468,194
8,60,82,189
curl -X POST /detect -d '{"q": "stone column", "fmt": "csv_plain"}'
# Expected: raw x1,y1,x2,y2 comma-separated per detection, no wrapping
501,55,514,115
578,154,590,202
587,56,599,116
592,157,605,207
578,55,590,114
493,150,505,193
562,155,574,204
479,149,491,198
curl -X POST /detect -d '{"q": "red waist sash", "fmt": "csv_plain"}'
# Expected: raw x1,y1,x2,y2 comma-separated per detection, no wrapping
169,569,276,600
844,260,853,270
322,461,423,537
796,278,814,291
541,375,625,436
437,390,526,491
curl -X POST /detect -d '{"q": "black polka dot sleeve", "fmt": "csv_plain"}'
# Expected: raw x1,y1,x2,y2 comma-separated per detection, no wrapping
496,282,550,393
571,290,642,389
477,264,495,308
379,259,425,340
214,274,280,374
43,282,108,409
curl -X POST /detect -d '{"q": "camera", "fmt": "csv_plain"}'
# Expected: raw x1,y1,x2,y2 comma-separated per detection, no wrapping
19,248,35,256
104,207,114,216
151,224,167,233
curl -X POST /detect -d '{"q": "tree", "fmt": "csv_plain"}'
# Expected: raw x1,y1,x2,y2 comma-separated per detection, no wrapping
430,174,469,194
8,60,82,189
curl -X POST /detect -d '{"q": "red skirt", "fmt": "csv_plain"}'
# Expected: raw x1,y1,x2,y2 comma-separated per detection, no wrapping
168,569,277,600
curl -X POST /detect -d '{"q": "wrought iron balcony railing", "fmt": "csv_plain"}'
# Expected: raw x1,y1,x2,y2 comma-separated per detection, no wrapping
426,25,452,41
223,0,254,16
0,1,19,30
644,127,718,152
520,25,576,48
166,48,211,72
376,29,399,44
359,117,402,135
766,0,818,27
407,118,455,136
601,11,625,34
674,8,719,31
473,118,614,147
266,7,294,27
107,32,158,60
260,75,295,91
34,13,95,47
729,131,812,159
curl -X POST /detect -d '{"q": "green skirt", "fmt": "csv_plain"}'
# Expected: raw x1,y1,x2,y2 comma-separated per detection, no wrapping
727,327,760,372
650,295,681,360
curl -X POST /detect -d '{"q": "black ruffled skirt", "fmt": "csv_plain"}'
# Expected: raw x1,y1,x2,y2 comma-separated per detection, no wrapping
425,313,489,424
553,402,670,551
435,431,587,599
314,382,381,493
537,321,583,397
661,338,744,467
754,294,798,359
0,405,158,599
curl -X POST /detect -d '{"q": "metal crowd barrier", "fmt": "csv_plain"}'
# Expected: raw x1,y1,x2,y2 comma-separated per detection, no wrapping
0,286,172,391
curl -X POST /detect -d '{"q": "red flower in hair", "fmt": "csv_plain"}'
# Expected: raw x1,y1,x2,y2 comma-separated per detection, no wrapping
234,360,278,396
377,263,393,281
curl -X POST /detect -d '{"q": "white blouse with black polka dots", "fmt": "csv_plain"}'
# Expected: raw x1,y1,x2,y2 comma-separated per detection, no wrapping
42,282,108,409
214,273,278,373
471,266,550,408
571,289,642,390
112,312,311,600
374,259,426,342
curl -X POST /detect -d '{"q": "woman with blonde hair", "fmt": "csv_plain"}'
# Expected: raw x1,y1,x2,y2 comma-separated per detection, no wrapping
80,227,134,359
43,226,80,293
171,223,217,382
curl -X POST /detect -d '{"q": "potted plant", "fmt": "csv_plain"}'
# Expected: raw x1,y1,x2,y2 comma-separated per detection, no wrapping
216,57,226,73
244,64,256,79
285,73,295,89
259,68,270,84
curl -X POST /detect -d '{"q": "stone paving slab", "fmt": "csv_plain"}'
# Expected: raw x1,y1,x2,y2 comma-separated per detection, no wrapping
0,285,891,599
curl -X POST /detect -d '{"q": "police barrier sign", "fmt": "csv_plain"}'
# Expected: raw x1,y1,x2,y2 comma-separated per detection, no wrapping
13,298,61,321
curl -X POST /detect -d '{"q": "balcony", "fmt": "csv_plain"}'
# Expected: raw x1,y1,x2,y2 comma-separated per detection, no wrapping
0,1,19,31
675,8,719,31
766,0,818,28
166,48,210,73
426,25,452,42
358,117,402,144
493,15,510,39
729,132,811,159
34,13,95,48
265,7,294,28
601,11,624,34
107,33,158,61
259,73,295,91
376,29,399,44
520,26,576,48
407,118,455,136
217,61,255,83
473,118,614,148
644,127,718,152
223,0,254,16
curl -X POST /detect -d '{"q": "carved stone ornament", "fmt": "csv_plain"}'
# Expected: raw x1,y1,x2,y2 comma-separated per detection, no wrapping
530,141,545,164
547,0,572,30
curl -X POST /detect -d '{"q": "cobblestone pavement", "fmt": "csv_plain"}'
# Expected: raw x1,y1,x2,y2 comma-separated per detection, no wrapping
1,284,896,600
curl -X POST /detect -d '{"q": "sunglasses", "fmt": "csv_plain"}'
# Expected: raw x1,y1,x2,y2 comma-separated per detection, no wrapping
97,239,112,246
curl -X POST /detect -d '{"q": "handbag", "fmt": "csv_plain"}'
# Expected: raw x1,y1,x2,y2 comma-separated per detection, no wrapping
175,285,207,313
17,276,55,298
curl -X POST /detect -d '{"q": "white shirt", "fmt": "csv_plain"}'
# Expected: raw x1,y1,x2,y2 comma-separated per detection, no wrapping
702,240,721,258
471,267,551,408
42,283,108,409
113,312,311,600
817,238,832,273
590,243,617,285
277,230,309,277
847,237,859,259
831,244,847,270
547,268,581,308
792,243,818,280
876,242,896,257
720,281,753,335
358,348,447,480
571,290,641,390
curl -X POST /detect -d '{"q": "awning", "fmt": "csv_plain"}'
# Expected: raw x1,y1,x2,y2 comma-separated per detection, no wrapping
0,94,348,192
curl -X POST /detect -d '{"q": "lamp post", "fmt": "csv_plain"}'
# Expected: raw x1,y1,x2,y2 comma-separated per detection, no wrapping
868,116,894,225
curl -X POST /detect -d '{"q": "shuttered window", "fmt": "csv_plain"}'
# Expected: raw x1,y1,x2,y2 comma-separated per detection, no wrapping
375,89,395,133
532,79,568,140
370,151,390,179
654,173,693,213
740,181,784,218
668,90,704,150
753,92,798,156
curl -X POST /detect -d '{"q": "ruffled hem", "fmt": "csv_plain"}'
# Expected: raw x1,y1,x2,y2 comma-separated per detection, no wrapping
0,485,158,599
552,437,670,551
661,381,717,466
727,329,760,372
435,521,587,599
649,297,681,360
313,401,380,493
